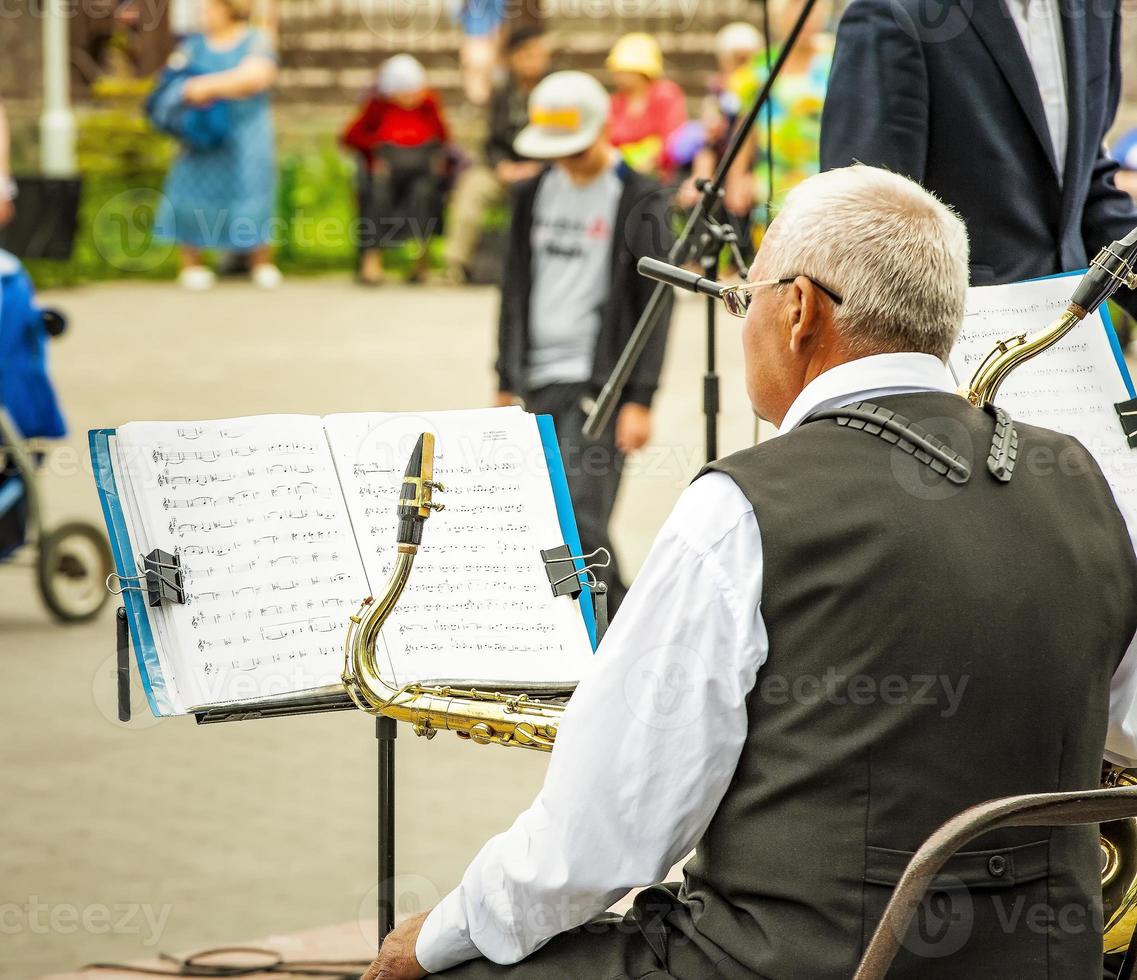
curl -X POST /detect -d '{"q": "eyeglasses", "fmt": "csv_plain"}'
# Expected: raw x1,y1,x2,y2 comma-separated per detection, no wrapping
719,276,845,318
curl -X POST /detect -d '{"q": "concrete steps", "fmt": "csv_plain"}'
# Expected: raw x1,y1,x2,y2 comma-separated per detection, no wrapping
275,0,761,105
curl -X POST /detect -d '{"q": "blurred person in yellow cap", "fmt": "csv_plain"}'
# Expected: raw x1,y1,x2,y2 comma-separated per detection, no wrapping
493,70,674,614
607,32,688,181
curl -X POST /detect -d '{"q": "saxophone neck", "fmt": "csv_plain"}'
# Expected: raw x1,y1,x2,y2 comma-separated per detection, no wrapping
964,307,1082,408
965,225,1137,409
342,434,442,714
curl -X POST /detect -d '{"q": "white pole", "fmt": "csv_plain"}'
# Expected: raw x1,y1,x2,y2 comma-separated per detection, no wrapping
39,0,77,177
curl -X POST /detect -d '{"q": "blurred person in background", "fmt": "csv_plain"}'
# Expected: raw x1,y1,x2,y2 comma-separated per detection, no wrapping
606,33,687,182
496,71,673,613
443,25,551,285
820,0,1137,330
675,21,763,209
342,54,451,287
724,0,834,244
1113,129,1137,202
453,0,507,106
155,0,280,291
0,101,13,228
673,21,763,271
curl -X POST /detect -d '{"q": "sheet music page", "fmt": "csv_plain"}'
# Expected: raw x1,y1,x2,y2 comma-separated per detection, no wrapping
323,407,594,687
951,276,1137,517
113,415,369,710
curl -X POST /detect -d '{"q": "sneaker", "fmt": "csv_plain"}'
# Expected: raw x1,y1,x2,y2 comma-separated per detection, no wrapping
251,263,283,289
179,265,216,291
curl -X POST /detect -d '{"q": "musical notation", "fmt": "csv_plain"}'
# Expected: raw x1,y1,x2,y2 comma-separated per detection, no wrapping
115,414,369,710
954,277,1137,497
323,408,596,686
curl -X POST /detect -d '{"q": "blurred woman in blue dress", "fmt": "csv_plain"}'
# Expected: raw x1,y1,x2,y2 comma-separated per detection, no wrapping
156,0,280,290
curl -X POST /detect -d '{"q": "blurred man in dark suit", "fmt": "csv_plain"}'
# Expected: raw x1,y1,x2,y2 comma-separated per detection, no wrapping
820,0,1137,322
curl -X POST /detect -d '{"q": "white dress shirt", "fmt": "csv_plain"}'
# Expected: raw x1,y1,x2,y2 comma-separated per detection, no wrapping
1007,0,1069,177
416,352,1137,973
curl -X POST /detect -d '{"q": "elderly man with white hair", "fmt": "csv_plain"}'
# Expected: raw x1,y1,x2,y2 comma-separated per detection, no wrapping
364,165,1137,979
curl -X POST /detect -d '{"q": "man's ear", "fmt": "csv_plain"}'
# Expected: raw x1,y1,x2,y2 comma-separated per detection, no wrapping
787,277,823,355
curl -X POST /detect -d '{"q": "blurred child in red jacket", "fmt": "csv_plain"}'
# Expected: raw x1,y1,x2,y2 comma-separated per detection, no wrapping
342,54,450,285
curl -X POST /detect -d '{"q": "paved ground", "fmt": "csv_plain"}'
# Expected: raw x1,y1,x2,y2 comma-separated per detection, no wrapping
0,276,760,979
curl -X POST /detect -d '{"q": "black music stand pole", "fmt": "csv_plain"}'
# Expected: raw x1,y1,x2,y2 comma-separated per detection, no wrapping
376,715,397,941
116,606,130,723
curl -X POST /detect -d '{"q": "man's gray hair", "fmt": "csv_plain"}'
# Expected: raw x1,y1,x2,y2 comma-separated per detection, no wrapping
759,166,970,360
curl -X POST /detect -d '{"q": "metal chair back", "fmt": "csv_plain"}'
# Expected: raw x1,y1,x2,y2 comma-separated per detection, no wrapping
854,784,1137,980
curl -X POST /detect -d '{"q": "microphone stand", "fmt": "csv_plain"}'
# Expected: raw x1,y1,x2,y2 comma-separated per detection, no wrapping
583,0,820,464
695,204,748,461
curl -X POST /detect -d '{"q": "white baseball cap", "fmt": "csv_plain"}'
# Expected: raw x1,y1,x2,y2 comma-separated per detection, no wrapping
513,71,610,160
378,54,426,96
716,21,762,55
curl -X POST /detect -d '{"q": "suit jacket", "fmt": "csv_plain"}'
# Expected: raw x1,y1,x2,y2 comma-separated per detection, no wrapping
820,0,1137,317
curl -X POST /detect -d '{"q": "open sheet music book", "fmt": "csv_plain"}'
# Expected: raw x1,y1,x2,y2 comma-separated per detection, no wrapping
951,272,1137,517
91,408,597,718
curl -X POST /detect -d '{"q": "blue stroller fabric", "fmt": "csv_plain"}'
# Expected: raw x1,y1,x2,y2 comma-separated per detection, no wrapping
0,470,28,559
0,249,65,558
0,249,66,440
145,56,231,152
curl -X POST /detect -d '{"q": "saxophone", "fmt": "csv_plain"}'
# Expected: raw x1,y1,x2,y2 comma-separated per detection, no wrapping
962,227,1137,953
341,432,566,752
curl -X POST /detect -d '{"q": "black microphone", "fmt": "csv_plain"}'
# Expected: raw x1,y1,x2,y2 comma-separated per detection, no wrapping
1071,225,1137,315
636,257,728,300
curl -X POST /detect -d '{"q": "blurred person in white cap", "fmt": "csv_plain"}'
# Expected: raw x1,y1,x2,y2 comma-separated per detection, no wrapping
675,21,764,260
492,69,673,614
341,54,451,285
725,0,834,242
607,32,688,181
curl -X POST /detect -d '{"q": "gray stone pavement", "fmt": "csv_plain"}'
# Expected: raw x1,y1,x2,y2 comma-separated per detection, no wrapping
0,277,758,978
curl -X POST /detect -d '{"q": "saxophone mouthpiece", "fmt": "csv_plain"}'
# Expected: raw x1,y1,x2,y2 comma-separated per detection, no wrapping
397,432,440,547
1071,225,1137,317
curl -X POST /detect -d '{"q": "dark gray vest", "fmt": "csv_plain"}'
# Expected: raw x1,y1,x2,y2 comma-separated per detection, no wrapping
666,392,1137,979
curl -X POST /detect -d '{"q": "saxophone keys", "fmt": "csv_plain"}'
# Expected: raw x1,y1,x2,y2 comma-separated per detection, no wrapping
468,722,495,744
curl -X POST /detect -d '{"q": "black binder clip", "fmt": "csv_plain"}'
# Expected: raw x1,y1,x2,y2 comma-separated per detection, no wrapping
541,545,611,599
1115,399,1137,447
106,549,186,607
541,546,612,645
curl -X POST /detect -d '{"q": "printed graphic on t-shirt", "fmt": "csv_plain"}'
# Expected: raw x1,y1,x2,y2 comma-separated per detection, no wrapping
526,166,623,389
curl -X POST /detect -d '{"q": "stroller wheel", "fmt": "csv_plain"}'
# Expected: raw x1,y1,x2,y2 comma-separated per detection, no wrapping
37,521,114,623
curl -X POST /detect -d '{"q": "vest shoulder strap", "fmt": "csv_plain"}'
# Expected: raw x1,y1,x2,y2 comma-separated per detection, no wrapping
804,400,973,485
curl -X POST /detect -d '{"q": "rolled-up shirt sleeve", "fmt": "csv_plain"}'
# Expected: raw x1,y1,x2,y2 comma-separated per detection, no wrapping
415,472,768,973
